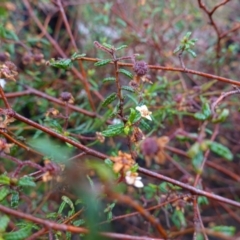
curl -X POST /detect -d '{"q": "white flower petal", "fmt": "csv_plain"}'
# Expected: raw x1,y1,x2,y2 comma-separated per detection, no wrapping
0,79,6,89
145,115,152,121
125,176,135,185
136,106,141,111
134,180,144,188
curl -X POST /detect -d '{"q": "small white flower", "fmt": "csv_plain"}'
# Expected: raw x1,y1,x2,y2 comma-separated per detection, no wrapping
125,171,144,188
0,79,6,89
136,105,152,121
112,118,121,125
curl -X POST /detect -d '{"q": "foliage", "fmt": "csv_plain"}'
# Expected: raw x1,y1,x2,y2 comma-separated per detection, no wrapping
0,0,239,239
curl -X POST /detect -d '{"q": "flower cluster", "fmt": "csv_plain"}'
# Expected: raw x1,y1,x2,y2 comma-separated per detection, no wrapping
0,61,18,82
0,138,14,154
133,61,148,76
22,52,45,66
60,92,74,104
136,105,152,121
110,151,144,188
0,115,15,131
125,171,144,188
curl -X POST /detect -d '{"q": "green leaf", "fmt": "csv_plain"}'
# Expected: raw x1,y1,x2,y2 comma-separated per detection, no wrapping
11,191,19,209
207,141,233,161
200,80,217,92
171,209,186,229
194,112,207,120
102,43,113,49
101,93,117,107
202,102,211,118
0,25,19,41
62,196,75,216
3,227,32,240
102,77,115,83
192,151,204,172
187,49,197,57
104,158,114,168
0,174,10,185
173,45,182,54
144,184,157,199
187,143,200,158
49,58,72,70
123,125,130,135
27,38,50,46
211,225,236,236
18,176,36,187
73,219,85,226
115,45,128,51
158,182,169,193
130,164,139,173
198,196,209,206
121,86,135,92
94,59,112,67
44,119,63,133
212,109,229,123
0,187,10,201
58,201,66,214
140,118,151,130
0,215,9,232
128,108,137,123
118,69,133,79
102,123,125,137
70,52,86,60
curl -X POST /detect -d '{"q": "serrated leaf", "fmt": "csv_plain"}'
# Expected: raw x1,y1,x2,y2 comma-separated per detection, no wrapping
121,86,135,92
118,69,133,79
58,201,66,214
71,52,86,60
140,118,151,130
115,45,128,51
0,174,10,185
101,93,117,107
102,77,115,83
102,123,125,137
102,43,113,49
94,59,111,67
3,226,32,240
62,196,75,215
0,187,10,201
18,176,36,187
207,141,233,161
49,58,72,70
11,191,19,209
